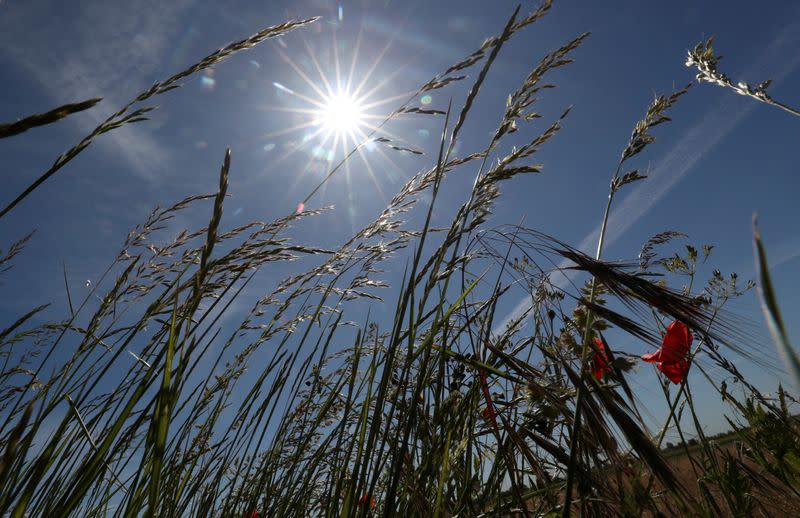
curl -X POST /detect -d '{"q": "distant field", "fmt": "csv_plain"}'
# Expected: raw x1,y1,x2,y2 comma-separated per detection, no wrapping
655,437,800,517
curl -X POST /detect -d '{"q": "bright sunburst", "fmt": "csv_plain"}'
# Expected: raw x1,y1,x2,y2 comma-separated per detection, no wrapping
256,8,426,208
316,91,365,137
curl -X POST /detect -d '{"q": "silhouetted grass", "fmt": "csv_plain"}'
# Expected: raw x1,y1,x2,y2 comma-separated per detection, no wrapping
2,1,800,517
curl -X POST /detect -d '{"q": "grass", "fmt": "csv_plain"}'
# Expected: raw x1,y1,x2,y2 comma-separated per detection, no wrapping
2,1,800,516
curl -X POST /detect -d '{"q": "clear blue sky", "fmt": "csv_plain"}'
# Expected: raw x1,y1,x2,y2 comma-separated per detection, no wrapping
1,0,799,438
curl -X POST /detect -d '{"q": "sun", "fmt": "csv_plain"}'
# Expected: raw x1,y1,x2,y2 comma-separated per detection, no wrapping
317,91,364,136
256,10,421,204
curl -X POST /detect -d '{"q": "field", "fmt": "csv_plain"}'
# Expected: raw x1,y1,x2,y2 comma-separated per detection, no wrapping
1,1,799,516
659,435,800,517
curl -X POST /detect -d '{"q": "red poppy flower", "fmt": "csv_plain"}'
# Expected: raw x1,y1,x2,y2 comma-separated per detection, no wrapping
642,320,693,384
243,512,259,518
478,370,499,432
358,491,376,511
591,337,612,381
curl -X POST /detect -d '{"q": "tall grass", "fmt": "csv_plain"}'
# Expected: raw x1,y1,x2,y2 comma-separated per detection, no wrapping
2,2,800,516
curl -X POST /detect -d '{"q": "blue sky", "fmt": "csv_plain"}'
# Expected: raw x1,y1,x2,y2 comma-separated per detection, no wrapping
1,0,799,439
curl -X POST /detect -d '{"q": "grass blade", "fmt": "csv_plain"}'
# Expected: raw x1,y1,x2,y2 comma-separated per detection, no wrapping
753,215,800,385
0,98,101,139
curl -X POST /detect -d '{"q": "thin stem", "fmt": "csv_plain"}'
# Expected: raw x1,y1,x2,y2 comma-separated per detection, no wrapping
561,164,620,517
65,395,128,494
770,98,800,118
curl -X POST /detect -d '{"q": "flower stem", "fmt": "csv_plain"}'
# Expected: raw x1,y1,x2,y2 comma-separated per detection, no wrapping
561,164,620,517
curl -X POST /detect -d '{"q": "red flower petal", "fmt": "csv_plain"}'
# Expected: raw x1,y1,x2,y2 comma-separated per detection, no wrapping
357,492,377,511
658,360,689,384
479,370,499,432
641,321,693,384
661,320,692,363
591,338,612,380
641,350,662,363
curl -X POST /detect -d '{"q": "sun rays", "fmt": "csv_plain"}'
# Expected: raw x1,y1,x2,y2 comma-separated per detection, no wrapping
256,11,422,209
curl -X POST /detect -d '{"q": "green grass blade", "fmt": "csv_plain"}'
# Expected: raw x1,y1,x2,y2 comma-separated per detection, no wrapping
434,430,452,517
753,216,800,386
410,274,483,364
146,294,180,516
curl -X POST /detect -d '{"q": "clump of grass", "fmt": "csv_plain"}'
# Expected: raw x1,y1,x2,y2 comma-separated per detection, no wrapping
0,2,799,517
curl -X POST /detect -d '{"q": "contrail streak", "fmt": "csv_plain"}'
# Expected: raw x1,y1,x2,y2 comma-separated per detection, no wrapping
495,21,800,335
